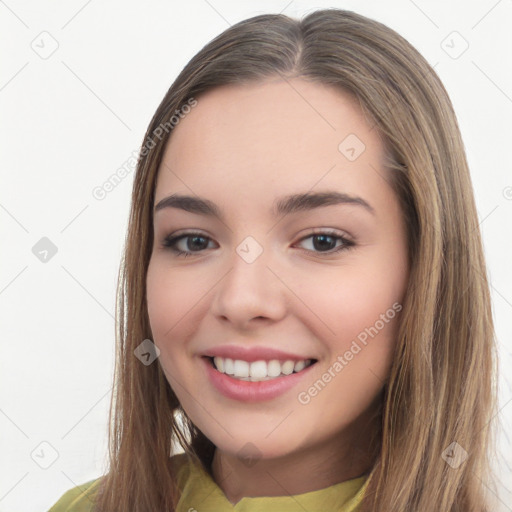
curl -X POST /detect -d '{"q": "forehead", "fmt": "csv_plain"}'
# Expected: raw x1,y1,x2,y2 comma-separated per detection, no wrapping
155,79,388,207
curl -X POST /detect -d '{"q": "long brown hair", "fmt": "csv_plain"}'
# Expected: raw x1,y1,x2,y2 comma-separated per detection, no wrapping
94,9,499,511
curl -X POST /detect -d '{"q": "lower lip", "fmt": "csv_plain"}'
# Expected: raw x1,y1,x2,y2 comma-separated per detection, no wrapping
202,357,316,403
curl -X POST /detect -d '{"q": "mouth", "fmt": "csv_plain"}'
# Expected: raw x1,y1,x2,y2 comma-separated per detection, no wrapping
203,355,318,382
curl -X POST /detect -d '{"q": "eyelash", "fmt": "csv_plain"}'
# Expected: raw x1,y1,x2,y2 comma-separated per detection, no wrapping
161,229,355,258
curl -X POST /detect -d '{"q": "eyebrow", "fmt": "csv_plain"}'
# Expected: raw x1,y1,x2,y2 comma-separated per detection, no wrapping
154,191,375,220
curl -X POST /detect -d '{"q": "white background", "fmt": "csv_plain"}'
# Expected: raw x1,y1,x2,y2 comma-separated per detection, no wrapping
1,0,511,510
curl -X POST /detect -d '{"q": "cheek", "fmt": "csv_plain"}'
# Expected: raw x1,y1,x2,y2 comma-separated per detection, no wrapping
146,261,201,354
297,264,404,344
337,244,407,336
299,283,401,431
146,262,207,401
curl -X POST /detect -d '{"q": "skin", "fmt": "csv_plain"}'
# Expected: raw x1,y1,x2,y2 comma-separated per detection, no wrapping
146,77,409,504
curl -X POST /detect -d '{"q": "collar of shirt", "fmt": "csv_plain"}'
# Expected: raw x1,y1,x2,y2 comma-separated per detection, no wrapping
173,453,369,512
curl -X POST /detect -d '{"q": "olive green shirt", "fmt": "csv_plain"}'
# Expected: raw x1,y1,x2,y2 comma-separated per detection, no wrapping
48,453,368,511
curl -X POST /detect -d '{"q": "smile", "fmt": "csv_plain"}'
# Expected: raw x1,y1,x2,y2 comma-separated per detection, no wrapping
202,356,318,402
208,356,316,381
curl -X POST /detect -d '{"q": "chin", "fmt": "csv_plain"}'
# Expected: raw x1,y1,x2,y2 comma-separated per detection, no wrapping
211,429,303,463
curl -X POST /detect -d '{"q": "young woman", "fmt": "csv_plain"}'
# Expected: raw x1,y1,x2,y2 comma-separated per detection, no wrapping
49,8,499,512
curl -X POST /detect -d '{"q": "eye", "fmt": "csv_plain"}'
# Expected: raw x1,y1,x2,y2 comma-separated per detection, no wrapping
161,229,355,258
295,230,355,256
161,231,216,257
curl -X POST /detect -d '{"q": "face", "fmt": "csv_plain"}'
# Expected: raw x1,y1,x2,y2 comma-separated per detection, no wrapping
146,78,409,463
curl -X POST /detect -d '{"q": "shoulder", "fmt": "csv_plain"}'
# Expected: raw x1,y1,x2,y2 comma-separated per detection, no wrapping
48,476,103,512
47,453,193,511
169,451,195,488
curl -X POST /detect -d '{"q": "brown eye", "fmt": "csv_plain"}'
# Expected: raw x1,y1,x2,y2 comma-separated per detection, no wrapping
162,232,215,257
296,231,355,256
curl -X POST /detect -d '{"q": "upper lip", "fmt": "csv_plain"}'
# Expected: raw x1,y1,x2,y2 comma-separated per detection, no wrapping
201,345,316,363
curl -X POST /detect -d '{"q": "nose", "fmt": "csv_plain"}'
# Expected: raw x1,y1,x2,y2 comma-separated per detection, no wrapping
209,247,288,330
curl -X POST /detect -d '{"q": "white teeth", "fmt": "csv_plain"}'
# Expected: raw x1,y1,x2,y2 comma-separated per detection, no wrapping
233,360,249,378
213,356,224,373
267,360,282,377
281,360,295,375
249,360,267,379
224,358,234,375
210,356,314,381
294,360,306,372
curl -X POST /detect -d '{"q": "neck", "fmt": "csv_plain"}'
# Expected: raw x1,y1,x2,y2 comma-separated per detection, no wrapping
210,411,379,505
